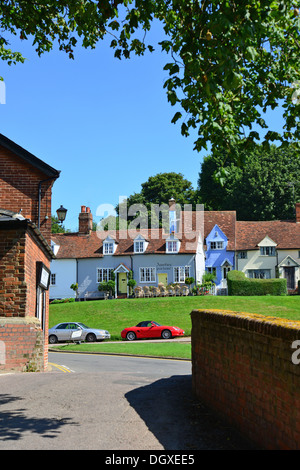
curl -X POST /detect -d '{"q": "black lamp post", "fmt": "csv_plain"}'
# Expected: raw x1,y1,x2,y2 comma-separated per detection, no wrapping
56,205,68,224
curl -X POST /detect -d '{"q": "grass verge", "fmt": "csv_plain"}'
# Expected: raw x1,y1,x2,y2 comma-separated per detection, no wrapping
49,295,300,358
51,341,192,360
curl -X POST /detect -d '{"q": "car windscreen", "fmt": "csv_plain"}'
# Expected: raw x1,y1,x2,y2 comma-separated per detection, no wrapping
77,323,89,329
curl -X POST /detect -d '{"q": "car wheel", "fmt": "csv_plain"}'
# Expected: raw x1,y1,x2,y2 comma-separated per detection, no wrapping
161,329,172,340
126,331,136,341
85,333,96,342
49,335,58,344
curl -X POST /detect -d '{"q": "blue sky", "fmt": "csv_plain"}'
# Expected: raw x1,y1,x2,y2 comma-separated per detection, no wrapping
0,24,285,231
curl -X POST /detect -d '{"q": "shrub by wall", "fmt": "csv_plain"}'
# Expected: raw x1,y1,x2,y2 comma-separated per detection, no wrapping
191,309,300,450
227,270,287,296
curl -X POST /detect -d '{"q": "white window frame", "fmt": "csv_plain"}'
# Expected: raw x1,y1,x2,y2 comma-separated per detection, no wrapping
210,241,223,250
248,269,271,279
166,240,178,253
134,240,144,253
260,246,276,256
174,266,190,283
97,268,114,283
140,267,156,283
50,273,56,286
103,241,114,255
238,251,247,259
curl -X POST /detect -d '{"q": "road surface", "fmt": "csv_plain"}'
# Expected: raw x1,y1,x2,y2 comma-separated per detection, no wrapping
0,352,255,450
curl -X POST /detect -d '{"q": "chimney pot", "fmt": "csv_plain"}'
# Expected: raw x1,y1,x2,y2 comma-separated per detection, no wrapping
81,205,86,213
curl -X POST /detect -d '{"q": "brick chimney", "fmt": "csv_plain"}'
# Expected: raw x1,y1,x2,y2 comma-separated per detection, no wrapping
79,205,93,234
296,203,300,224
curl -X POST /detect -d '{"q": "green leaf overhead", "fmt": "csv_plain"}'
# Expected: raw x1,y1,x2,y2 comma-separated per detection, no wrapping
0,1,299,160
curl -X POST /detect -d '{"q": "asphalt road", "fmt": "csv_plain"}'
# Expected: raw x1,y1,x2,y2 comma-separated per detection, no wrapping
0,352,255,451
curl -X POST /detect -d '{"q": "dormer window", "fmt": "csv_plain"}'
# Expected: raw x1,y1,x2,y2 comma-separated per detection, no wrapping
134,235,148,253
167,241,177,252
210,241,223,250
166,233,180,253
51,240,60,256
135,240,144,253
103,236,116,255
258,236,277,257
260,246,276,256
104,242,114,254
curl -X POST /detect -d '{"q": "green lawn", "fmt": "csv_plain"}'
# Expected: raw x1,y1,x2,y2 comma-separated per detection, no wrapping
49,295,300,358
52,341,192,360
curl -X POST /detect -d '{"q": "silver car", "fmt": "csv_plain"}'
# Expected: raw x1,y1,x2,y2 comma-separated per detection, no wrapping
48,322,110,344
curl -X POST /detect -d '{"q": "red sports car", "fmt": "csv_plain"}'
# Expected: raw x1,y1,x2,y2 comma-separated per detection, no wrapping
121,321,185,341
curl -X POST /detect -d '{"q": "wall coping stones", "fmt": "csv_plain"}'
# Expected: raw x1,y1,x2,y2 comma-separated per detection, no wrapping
191,309,300,341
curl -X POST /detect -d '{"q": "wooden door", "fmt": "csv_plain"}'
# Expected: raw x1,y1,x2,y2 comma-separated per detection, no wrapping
284,267,295,289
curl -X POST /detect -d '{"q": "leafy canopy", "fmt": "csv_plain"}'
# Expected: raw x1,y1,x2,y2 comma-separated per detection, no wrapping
197,144,300,220
1,1,300,159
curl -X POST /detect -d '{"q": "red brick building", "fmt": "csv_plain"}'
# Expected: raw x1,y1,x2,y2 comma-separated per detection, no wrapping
0,134,60,372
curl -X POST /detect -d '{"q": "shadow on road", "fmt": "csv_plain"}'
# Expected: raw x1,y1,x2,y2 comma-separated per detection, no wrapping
0,393,78,442
125,375,257,450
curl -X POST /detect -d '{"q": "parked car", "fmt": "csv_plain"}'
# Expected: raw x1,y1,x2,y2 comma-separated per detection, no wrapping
48,322,110,344
121,320,185,341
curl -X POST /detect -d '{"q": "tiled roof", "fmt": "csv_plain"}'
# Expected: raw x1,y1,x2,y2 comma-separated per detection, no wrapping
52,209,300,259
236,220,300,250
178,209,236,250
51,226,201,259
51,210,238,259
203,211,236,251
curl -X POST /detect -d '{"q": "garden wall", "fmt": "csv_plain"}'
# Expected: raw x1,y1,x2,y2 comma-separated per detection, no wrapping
0,317,45,372
191,309,300,450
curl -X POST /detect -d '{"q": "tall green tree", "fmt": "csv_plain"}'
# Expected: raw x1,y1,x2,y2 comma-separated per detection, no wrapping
197,145,300,220
128,172,196,206
116,172,196,228
1,1,300,159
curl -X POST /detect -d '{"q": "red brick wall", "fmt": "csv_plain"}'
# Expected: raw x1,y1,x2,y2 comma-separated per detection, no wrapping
0,146,54,243
0,227,27,317
25,229,50,368
191,309,300,450
0,225,51,370
0,319,45,372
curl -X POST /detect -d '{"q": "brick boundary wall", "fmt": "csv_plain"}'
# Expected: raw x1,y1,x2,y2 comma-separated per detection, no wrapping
0,317,45,372
191,309,300,450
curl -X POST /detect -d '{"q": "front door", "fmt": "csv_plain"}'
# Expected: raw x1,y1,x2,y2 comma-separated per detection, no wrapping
284,267,295,289
223,266,231,279
158,273,168,286
118,272,127,294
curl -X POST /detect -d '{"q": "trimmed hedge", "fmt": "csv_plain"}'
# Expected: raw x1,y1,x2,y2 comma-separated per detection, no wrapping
227,270,287,296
